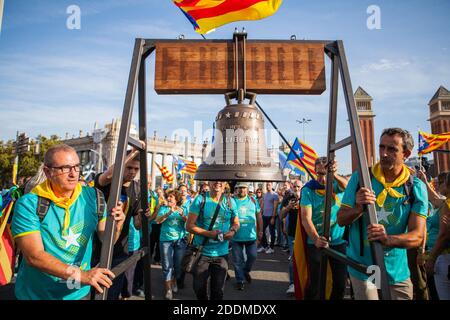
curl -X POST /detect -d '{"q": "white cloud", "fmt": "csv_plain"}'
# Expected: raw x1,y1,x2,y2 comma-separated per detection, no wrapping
359,58,410,72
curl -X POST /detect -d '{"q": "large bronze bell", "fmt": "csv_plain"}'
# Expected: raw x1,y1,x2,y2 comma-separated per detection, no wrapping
195,92,284,182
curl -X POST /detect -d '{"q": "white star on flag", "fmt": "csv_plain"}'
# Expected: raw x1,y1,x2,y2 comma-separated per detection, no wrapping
62,228,81,249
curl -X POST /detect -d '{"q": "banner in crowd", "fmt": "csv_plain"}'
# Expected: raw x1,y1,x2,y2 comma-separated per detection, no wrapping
0,198,15,285
173,155,198,176
418,130,450,155
287,138,319,178
156,163,174,184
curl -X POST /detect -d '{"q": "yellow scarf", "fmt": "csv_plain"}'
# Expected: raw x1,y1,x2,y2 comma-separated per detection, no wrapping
32,180,82,234
371,162,410,208
446,199,450,210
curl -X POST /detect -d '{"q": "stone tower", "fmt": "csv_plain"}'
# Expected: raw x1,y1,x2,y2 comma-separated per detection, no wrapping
352,87,376,171
428,85,450,174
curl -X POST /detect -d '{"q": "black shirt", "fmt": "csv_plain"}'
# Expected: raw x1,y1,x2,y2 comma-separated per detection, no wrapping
281,190,301,237
92,174,140,260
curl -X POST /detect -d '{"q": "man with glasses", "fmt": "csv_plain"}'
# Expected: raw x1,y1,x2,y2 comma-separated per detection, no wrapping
93,147,145,300
12,144,125,300
299,157,348,299
279,179,303,295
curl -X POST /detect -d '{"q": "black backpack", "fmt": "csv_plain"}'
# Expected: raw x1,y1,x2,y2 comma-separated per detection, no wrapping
348,169,415,256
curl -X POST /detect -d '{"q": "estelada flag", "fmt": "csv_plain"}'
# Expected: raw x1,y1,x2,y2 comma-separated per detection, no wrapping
418,130,450,155
174,155,198,176
0,202,15,285
292,206,333,299
173,0,283,34
287,138,319,178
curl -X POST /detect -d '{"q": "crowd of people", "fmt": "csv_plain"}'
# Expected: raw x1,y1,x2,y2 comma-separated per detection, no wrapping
0,127,449,300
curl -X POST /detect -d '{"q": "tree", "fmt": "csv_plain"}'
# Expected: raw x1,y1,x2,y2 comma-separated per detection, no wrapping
0,135,61,188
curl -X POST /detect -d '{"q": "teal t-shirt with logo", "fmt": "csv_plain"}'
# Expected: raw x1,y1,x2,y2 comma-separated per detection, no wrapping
189,193,237,257
11,187,106,300
232,195,260,242
157,206,187,242
341,172,428,284
300,180,346,246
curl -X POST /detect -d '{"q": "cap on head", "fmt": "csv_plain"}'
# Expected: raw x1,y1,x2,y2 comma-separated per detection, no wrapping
235,182,249,189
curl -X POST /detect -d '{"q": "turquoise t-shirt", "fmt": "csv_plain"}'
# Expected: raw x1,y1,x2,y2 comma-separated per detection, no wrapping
426,205,450,251
341,171,428,284
190,193,237,257
128,218,142,252
182,199,192,218
300,180,346,246
11,187,106,300
157,206,187,242
232,195,260,242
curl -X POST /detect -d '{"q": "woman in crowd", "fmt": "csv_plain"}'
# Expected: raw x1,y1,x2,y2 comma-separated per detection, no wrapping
150,189,188,300
423,172,450,300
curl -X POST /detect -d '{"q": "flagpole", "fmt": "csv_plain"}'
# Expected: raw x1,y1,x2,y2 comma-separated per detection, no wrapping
255,100,315,180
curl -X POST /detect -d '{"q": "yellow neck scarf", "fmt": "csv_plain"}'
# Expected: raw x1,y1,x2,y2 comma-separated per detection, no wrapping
371,162,410,208
32,180,82,234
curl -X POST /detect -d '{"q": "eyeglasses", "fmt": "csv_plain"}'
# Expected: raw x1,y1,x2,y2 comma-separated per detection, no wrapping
293,185,302,188
48,164,81,174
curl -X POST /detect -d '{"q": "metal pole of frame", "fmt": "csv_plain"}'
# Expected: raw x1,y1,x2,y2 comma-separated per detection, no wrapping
318,50,340,300
138,43,156,300
95,38,145,300
335,40,391,300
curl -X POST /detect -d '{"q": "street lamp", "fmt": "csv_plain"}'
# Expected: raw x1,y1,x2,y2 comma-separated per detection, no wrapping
296,118,312,142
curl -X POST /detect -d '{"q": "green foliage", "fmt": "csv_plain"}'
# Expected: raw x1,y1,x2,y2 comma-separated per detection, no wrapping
0,135,61,188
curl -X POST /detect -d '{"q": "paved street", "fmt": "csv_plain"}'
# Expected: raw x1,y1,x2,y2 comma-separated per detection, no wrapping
133,246,295,301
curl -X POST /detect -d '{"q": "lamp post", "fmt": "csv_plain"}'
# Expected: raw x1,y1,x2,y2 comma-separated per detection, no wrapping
296,118,312,142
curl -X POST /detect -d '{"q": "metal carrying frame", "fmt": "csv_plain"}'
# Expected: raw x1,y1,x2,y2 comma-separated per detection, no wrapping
96,36,391,300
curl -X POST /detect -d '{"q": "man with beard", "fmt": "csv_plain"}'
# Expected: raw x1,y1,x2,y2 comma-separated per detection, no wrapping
338,128,428,300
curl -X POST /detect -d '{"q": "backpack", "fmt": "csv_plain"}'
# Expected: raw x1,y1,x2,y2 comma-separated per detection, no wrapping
36,187,106,222
348,169,415,256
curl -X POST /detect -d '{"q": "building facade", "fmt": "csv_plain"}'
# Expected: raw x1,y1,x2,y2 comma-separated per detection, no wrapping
63,119,208,188
428,85,450,175
352,86,376,172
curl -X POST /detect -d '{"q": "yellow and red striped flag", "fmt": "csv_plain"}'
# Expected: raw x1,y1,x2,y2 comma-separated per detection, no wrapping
156,163,174,184
287,138,319,178
0,201,15,285
174,155,198,176
292,207,332,299
173,0,283,34
418,130,450,155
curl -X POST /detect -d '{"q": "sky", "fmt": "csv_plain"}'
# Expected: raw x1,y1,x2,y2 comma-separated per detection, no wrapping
0,0,449,174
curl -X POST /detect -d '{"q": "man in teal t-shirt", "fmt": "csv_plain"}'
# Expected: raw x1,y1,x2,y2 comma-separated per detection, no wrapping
186,181,240,300
12,144,125,300
338,128,428,300
300,157,348,300
230,182,262,290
